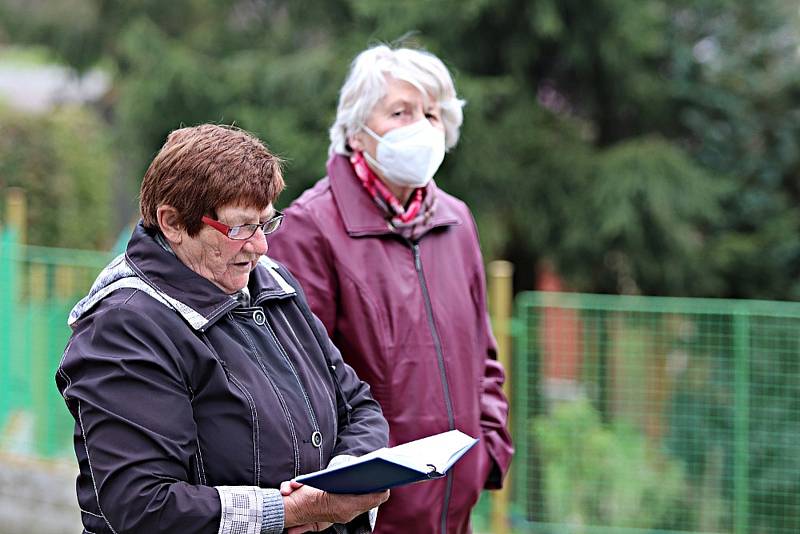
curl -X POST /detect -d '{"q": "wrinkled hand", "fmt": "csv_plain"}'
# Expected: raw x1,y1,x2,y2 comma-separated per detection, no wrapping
280,480,389,529
281,481,332,533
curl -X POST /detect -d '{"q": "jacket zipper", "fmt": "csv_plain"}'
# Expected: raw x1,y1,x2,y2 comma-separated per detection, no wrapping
411,241,455,534
276,306,337,464
261,313,325,470
229,314,301,477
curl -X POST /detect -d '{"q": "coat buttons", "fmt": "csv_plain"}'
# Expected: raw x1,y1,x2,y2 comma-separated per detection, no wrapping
252,309,266,325
311,431,322,448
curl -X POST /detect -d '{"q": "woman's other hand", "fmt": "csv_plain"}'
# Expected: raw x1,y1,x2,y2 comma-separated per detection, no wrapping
281,480,389,528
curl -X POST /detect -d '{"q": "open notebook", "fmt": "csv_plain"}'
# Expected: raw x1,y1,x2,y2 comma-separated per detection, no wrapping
295,429,478,494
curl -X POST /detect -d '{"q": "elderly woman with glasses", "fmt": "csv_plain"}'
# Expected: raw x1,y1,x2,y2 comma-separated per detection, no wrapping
56,124,389,534
269,45,513,534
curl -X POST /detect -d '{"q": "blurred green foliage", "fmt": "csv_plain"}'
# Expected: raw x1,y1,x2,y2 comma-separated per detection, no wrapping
534,399,686,530
667,314,800,533
1,0,799,298
0,105,112,248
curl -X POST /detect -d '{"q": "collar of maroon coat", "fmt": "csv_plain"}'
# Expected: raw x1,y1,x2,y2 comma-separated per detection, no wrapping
327,153,461,238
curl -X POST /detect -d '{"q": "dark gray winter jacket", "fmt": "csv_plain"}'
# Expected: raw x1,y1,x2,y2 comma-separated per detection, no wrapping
56,222,388,534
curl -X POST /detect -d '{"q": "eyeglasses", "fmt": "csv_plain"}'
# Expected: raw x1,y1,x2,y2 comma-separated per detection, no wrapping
201,211,284,240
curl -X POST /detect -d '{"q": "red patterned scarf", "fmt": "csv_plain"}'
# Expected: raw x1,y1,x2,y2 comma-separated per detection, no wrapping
350,151,436,239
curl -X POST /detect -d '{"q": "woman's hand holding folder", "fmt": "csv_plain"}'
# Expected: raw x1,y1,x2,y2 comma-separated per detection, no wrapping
280,479,389,533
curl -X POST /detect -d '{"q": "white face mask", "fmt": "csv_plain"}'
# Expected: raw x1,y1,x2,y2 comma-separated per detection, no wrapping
361,119,446,188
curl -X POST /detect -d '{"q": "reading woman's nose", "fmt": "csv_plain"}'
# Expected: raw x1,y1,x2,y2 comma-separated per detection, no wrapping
245,228,268,255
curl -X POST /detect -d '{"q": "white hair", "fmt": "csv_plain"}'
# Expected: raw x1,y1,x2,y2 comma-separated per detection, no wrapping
329,44,466,156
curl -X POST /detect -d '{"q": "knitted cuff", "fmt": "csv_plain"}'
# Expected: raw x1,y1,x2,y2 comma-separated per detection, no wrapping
260,488,285,534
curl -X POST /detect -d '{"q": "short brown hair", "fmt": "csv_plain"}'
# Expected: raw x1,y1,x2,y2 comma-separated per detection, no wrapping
139,124,284,236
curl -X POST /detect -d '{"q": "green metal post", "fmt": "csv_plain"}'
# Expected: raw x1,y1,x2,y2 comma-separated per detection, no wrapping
733,310,750,534
33,299,50,455
597,310,611,423
40,299,65,456
0,228,19,430
513,296,529,520
0,230,9,430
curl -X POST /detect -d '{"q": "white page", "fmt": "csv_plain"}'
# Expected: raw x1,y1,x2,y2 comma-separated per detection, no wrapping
382,430,476,472
323,446,427,473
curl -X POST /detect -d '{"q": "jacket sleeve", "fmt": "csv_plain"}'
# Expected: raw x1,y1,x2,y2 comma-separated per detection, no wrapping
479,317,514,489
467,214,514,490
57,304,279,533
269,201,339,335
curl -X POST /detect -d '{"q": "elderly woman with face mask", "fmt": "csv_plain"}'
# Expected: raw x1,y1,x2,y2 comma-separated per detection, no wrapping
56,124,389,534
269,45,514,534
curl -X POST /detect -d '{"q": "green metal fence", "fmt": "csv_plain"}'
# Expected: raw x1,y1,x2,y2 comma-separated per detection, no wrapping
0,228,114,458
511,291,800,534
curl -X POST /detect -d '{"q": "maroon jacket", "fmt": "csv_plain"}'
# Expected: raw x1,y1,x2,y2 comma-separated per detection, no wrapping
270,155,513,534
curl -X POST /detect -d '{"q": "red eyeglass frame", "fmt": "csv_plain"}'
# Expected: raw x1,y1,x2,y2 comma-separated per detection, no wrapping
201,212,283,240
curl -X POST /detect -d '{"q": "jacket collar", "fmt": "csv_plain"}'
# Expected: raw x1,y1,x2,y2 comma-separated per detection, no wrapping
327,154,461,238
70,222,295,331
